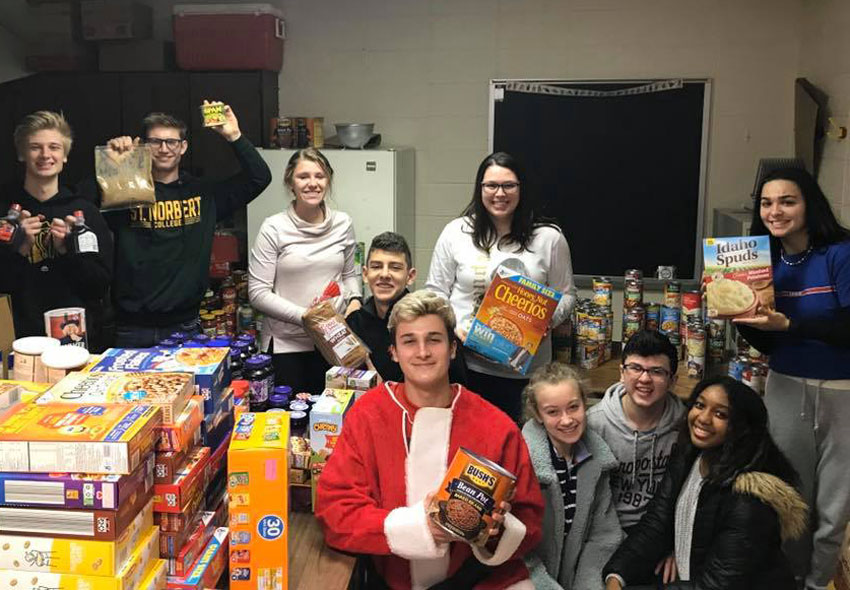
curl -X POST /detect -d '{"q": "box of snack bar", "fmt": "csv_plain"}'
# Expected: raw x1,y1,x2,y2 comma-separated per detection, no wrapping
228,413,288,589
89,348,231,416
465,265,562,374
0,402,161,474
37,371,193,424
703,236,775,319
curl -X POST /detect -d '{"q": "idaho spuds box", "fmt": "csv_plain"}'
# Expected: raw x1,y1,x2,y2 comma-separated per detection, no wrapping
228,412,289,590
0,402,161,474
465,266,562,375
703,235,775,319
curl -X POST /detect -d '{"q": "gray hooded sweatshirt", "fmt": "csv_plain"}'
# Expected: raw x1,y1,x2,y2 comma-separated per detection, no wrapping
586,382,686,530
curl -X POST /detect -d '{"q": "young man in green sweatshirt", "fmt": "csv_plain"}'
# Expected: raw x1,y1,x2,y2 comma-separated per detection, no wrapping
100,103,271,347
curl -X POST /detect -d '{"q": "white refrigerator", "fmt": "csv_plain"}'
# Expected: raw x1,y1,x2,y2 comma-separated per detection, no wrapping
249,147,416,264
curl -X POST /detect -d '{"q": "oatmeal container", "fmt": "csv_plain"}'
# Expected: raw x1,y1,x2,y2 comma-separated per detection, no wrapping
430,448,516,546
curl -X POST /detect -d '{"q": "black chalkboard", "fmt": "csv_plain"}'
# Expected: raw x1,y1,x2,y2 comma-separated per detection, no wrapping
492,79,708,282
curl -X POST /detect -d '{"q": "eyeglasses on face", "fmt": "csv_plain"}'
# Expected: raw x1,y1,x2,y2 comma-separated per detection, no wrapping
622,363,671,379
145,137,184,150
480,182,520,195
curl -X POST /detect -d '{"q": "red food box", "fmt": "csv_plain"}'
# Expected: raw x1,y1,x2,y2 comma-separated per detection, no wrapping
173,3,284,71
153,446,210,513
155,483,204,533
156,396,203,453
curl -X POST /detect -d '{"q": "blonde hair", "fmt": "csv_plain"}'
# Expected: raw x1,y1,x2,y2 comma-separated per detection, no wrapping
284,147,334,193
388,289,456,342
14,111,73,157
524,362,587,420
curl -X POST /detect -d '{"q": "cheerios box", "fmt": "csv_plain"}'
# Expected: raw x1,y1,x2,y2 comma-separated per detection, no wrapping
309,389,354,458
227,413,289,590
703,236,775,319
89,348,231,417
465,266,562,375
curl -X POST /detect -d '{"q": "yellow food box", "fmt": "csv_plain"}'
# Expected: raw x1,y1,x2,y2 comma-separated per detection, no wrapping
138,559,166,590
0,525,159,590
0,499,154,576
0,378,51,403
227,412,289,590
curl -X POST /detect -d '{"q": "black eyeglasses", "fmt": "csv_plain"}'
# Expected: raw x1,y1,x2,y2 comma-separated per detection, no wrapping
481,182,520,195
145,137,184,150
623,363,671,379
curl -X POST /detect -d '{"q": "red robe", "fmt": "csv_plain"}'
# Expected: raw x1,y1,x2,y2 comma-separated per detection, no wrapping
315,383,543,590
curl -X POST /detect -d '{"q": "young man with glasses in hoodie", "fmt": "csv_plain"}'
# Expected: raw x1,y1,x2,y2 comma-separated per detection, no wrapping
587,330,685,535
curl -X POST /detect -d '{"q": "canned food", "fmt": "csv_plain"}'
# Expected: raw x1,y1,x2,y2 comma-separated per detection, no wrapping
429,448,516,545
625,268,644,281
728,355,749,381
743,362,767,395
645,304,660,331
663,281,682,309
200,101,227,127
686,328,706,379
659,305,681,336
201,313,217,337
576,338,600,370
592,277,613,308
623,308,643,343
624,278,643,309
708,318,727,361
238,304,254,333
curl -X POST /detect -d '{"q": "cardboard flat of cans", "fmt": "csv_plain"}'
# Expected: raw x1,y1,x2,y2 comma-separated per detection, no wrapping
0,402,161,474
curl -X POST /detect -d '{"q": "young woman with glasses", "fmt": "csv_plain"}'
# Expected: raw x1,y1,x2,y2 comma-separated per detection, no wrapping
426,151,577,421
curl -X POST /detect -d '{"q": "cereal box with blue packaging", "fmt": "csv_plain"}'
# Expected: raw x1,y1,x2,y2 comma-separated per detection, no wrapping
703,235,775,319
464,265,562,374
89,348,231,417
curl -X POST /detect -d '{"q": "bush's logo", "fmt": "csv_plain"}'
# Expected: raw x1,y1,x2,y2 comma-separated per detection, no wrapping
462,463,497,492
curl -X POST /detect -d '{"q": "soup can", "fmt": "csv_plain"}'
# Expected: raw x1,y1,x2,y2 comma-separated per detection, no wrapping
624,278,643,309
686,326,706,379
625,268,643,281
728,355,749,381
663,281,682,309
576,338,600,370
429,448,517,545
708,318,727,362
645,304,661,331
592,277,613,308
622,307,644,344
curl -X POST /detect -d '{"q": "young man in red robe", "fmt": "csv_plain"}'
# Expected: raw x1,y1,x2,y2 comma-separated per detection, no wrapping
316,289,543,589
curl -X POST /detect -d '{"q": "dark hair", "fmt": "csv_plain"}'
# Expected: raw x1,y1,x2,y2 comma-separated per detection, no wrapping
461,151,553,252
621,330,678,375
750,167,850,251
678,376,798,487
142,113,188,140
367,231,412,268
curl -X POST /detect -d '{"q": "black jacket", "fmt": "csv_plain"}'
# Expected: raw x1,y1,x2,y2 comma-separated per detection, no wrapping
346,292,468,385
0,184,113,345
603,447,807,590
82,136,271,327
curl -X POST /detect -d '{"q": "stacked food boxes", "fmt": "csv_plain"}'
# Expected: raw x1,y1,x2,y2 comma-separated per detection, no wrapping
0,388,165,589
228,412,289,589
84,348,234,582
307,387,356,508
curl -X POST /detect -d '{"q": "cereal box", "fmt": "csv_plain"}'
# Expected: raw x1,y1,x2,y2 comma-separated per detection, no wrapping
703,236,775,319
228,413,289,590
0,379,51,403
153,446,210,514
0,403,161,474
38,371,194,425
0,452,153,510
156,397,202,453
309,389,354,458
0,499,153,576
140,559,167,590
0,382,21,411
89,348,231,417
166,527,228,590
465,266,562,375
0,525,159,590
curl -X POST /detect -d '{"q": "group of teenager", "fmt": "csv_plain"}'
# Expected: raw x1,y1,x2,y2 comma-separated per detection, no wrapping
1,104,848,590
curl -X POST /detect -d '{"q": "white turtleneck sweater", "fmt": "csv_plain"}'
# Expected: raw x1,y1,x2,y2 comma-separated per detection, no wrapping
248,202,361,354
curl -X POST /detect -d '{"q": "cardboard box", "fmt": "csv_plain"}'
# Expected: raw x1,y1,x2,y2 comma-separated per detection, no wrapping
0,451,153,510
309,389,354,458
155,397,202,453
0,402,161,474
465,265,562,375
0,379,51,402
325,366,378,392
38,371,193,425
90,348,231,416
166,527,228,590
0,525,159,589
140,558,167,590
0,382,22,411
0,499,153,576
153,447,210,514
703,235,775,319
167,509,219,576
154,481,204,534
228,412,289,589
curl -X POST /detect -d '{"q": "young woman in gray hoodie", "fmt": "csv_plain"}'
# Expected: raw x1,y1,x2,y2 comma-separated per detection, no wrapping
522,362,624,590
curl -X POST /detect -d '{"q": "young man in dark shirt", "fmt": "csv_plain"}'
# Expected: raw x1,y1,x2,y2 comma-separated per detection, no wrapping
347,231,466,384
97,103,272,347
0,111,112,348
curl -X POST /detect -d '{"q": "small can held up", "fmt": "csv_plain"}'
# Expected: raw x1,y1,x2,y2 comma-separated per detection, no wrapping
429,448,516,546
201,101,227,127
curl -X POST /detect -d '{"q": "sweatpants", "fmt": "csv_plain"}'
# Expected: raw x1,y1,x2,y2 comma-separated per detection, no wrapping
764,369,850,590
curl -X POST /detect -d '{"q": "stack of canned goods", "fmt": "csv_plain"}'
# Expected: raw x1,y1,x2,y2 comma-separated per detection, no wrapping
658,280,682,347
573,297,611,370
622,269,644,344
